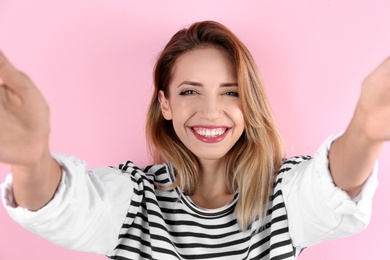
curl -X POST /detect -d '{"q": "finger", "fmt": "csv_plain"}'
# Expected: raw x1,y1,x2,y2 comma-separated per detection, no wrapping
0,71,4,85
0,84,5,103
375,56,390,74
0,51,33,91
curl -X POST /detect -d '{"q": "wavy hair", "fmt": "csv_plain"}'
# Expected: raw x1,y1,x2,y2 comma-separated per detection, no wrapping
146,21,285,229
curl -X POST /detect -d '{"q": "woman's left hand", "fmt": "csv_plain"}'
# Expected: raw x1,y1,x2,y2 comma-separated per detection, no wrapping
355,56,390,143
329,56,390,197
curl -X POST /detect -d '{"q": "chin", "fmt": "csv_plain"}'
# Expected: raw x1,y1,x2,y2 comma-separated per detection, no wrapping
192,151,229,162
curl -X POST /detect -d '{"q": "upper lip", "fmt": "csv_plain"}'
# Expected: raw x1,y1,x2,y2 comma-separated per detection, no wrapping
188,125,231,129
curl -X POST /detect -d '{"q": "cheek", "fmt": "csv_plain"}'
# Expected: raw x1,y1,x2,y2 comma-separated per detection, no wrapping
170,97,196,116
234,110,245,128
233,112,245,133
227,103,245,123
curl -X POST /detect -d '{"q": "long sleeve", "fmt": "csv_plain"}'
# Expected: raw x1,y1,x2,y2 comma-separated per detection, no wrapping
1,154,133,255
281,134,378,248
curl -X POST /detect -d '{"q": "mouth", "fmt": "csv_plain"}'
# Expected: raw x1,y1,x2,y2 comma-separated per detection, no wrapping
189,126,230,143
191,127,228,137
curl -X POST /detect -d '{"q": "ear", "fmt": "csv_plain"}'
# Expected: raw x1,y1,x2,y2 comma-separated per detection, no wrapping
158,90,172,120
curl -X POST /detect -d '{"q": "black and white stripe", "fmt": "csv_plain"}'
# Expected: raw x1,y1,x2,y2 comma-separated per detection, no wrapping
109,156,311,260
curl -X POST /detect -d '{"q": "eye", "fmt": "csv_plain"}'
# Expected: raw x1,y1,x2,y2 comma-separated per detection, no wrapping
224,91,239,97
180,89,198,95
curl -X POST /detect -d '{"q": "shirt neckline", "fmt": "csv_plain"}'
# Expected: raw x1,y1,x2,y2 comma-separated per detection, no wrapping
165,163,239,217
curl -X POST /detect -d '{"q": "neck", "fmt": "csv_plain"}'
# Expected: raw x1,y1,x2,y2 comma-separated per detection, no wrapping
189,158,234,209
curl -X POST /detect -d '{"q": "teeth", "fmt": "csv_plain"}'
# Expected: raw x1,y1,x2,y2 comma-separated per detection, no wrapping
193,128,226,138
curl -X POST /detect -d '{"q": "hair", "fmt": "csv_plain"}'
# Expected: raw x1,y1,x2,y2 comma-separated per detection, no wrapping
146,20,285,230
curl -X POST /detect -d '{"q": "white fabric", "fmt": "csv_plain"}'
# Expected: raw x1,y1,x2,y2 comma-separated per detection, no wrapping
281,134,378,247
2,157,132,254
0,134,378,255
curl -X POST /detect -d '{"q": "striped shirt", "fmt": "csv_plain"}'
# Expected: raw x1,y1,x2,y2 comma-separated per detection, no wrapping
110,157,309,260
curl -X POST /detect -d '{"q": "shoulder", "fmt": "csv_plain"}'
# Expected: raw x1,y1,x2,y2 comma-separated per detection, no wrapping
278,155,312,175
114,161,173,187
277,155,312,178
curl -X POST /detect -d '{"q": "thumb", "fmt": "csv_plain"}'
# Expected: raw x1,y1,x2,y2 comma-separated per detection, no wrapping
0,51,33,90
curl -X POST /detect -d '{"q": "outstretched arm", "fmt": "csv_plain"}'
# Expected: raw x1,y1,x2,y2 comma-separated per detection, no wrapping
0,51,61,210
0,52,133,254
329,57,390,197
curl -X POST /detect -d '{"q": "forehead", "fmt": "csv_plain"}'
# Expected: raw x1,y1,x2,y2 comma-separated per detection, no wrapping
171,47,236,83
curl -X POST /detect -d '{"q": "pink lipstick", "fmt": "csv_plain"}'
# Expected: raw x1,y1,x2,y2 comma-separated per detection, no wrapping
189,126,230,143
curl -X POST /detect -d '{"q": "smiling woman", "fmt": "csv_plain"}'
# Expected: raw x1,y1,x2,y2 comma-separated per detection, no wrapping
158,47,246,210
148,23,285,232
0,19,387,260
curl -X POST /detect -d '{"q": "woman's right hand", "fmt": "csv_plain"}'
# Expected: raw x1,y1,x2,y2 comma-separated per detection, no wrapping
0,51,51,166
0,51,61,210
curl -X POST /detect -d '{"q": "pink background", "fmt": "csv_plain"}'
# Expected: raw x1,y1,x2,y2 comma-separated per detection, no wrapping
1,0,390,259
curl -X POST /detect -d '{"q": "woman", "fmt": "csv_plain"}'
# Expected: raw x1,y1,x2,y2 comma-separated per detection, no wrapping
0,21,386,259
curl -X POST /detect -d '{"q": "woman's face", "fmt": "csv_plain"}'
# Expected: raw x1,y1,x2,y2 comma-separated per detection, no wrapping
158,47,245,163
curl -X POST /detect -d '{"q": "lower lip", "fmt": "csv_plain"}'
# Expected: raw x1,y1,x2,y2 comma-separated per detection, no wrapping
190,128,230,143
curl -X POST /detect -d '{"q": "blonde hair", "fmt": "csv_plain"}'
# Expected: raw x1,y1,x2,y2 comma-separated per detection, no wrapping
146,21,285,229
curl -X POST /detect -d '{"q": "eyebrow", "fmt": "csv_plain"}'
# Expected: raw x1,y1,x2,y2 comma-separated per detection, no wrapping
177,81,238,88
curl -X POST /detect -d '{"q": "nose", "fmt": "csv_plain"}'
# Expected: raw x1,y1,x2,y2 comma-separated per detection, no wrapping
198,96,222,120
